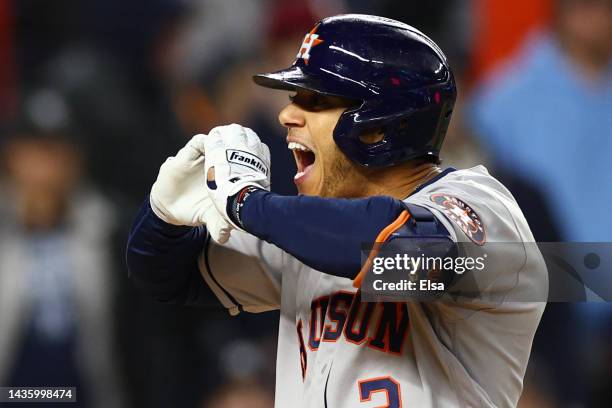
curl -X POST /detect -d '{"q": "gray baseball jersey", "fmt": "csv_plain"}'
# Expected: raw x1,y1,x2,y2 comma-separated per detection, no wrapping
198,165,547,408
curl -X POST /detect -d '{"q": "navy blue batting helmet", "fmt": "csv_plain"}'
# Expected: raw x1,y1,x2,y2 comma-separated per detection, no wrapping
253,14,456,167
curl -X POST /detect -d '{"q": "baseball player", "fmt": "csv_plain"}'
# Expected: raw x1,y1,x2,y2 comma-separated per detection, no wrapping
127,15,547,407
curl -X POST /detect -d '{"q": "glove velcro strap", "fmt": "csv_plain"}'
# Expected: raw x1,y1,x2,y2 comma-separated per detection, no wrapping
227,185,264,229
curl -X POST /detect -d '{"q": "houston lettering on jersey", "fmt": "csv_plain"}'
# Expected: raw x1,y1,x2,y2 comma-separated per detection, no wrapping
297,291,410,379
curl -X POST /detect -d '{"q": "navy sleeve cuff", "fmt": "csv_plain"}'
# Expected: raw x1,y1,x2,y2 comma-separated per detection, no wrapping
126,197,219,306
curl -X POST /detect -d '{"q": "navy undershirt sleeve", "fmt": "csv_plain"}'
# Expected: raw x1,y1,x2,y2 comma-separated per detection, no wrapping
239,191,406,278
126,198,220,307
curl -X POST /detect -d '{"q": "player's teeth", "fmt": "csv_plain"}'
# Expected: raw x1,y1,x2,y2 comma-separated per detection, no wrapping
294,171,305,180
288,141,311,152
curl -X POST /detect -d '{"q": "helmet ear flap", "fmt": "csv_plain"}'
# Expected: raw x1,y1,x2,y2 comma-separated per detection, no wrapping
333,89,454,168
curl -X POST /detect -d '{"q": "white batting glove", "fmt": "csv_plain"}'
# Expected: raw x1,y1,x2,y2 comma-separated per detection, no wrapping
150,133,233,243
203,124,271,229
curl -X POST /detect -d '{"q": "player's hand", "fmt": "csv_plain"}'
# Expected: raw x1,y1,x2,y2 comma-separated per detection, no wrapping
204,124,271,229
150,133,232,243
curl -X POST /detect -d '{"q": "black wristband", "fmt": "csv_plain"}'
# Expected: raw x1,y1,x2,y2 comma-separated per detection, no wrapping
227,186,264,228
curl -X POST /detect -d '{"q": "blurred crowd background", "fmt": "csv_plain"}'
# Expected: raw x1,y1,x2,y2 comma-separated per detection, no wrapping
0,0,610,407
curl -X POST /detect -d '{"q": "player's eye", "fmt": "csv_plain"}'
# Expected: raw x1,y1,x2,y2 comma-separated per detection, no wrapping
290,92,332,111
312,95,333,109
289,91,359,112
310,95,331,109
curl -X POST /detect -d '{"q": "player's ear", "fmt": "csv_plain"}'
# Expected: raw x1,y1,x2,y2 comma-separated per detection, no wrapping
358,128,385,144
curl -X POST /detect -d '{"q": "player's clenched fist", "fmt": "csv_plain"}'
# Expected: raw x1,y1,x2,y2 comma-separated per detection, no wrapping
149,133,232,243
203,124,271,231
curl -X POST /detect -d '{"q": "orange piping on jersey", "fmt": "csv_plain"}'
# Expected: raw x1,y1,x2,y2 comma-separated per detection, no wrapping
353,210,410,288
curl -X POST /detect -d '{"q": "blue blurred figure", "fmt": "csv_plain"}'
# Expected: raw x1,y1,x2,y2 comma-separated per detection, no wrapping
468,0,612,242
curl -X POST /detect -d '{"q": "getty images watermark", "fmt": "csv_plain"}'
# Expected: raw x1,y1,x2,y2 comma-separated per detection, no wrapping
360,242,612,303
369,252,488,292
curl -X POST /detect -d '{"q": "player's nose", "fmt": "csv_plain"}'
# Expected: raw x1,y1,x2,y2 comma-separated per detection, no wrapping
278,103,306,129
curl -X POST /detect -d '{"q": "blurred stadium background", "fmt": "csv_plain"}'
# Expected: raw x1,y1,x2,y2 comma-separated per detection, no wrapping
0,0,610,407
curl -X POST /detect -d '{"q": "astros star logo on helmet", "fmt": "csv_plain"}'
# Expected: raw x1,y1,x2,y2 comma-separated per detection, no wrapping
296,25,324,65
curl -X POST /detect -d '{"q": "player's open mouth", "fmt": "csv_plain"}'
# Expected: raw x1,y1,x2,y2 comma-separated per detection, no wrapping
288,141,316,184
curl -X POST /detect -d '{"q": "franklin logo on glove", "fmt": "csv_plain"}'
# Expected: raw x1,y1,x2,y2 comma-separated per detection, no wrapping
227,150,269,176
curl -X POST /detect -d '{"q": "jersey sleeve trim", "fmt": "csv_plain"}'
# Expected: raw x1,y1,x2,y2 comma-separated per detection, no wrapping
198,234,244,315
353,209,411,288
198,234,283,316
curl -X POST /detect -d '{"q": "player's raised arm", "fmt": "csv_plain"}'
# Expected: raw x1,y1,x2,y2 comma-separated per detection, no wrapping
125,134,233,306
203,124,456,286
126,133,284,311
